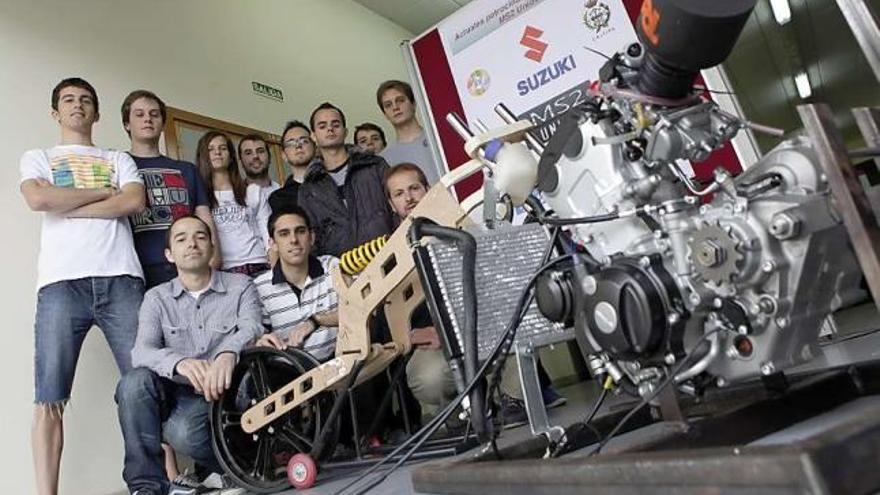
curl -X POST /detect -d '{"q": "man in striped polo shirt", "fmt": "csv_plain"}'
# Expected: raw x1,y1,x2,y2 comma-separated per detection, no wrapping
254,205,338,361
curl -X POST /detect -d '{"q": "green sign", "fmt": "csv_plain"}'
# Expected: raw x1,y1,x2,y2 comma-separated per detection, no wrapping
252,81,283,102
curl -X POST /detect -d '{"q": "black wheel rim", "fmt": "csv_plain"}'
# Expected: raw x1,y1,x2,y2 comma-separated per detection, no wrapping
210,347,339,493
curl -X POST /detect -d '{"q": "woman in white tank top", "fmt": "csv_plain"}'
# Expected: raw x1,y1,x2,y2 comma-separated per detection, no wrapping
195,131,270,277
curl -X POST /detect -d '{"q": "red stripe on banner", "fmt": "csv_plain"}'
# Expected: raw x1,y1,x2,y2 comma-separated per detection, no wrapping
411,29,482,200
621,0,642,23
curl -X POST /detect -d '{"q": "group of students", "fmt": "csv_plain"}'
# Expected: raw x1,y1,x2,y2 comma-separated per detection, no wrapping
20,76,554,495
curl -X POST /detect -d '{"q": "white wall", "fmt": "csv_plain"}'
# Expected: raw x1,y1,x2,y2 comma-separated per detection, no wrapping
0,1,412,493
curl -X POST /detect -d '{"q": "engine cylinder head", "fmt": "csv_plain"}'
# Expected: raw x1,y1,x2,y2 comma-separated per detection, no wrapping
636,0,757,99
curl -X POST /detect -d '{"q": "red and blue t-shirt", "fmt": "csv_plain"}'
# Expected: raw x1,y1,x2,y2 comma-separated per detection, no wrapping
129,154,210,267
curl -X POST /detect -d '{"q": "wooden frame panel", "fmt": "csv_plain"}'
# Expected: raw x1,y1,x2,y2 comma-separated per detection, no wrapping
240,121,528,433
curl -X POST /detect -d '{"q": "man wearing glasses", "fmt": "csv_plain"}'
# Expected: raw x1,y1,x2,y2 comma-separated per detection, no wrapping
268,120,314,213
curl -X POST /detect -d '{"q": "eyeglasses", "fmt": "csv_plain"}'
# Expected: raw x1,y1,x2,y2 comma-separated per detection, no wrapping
283,137,312,148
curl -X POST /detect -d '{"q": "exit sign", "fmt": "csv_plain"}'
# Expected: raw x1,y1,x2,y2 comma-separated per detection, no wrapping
252,81,283,102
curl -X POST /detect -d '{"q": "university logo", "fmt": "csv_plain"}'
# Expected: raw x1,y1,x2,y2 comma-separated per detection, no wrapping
467,69,491,97
520,25,548,63
584,0,611,33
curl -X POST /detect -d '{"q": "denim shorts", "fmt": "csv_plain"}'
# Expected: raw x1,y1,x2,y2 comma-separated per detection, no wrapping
34,275,144,403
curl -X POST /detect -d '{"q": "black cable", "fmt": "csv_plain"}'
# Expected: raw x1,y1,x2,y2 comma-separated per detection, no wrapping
409,221,488,441
348,254,571,493
585,385,608,424
589,328,722,456
342,299,534,495
550,380,608,458
337,253,579,495
582,45,637,70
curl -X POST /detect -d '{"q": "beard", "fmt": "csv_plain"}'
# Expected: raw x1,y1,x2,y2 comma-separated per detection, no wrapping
244,165,268,179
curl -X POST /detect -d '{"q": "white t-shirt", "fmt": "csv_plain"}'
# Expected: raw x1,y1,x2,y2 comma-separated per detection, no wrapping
257,180,280,196
212,183,271,269
19,145,144,290
187,287,208,300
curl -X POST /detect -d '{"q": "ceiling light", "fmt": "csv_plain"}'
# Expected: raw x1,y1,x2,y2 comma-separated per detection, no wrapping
769,0,792,25
794,71,812,99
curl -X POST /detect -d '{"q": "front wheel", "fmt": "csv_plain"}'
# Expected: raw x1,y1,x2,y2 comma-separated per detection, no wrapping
210,347,339,493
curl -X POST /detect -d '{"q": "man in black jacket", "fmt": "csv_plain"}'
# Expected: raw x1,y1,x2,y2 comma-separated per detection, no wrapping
268,120,315,213
299,102,394,256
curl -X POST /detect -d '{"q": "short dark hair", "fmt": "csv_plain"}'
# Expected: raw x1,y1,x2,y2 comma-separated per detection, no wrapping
376,80,414,112
281,120,310,141
164,215,213,249
353,123,387,147
383,162,429,198
309,102,346,131
268,205,312,238
121,90,167,134
52,77,99,113
237,133,271,161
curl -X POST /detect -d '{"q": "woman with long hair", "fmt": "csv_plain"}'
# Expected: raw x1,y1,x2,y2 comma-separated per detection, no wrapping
196,130,270,276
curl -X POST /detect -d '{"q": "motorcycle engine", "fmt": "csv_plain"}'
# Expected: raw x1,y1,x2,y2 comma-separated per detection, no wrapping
533,0,864,394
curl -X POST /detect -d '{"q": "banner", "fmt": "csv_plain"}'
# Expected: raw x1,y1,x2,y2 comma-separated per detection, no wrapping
408,0,743,199
439,0,636,144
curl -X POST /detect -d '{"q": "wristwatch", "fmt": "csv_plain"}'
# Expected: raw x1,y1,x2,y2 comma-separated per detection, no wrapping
308,315,320,331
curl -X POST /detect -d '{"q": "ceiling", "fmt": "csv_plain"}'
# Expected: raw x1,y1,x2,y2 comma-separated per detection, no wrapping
352,0,472,35
355,0,880,153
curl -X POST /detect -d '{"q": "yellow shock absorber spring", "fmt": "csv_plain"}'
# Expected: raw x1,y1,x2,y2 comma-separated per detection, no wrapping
339,235,388,275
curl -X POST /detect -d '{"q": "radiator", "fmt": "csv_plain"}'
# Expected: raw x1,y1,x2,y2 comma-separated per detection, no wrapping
424,223,572,361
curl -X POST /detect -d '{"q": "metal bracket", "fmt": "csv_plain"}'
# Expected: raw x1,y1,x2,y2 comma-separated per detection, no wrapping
798,103,880,310
515,343,565,445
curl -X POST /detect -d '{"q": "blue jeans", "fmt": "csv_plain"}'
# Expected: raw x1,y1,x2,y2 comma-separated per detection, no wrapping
34,275,144,403
116,368,222,494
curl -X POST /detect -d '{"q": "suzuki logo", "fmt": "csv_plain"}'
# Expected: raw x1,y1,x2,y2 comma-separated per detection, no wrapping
516,54,577,96
520,25,548,63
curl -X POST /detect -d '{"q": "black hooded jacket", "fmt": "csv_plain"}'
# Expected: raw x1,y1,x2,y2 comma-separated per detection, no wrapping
298,147,394,256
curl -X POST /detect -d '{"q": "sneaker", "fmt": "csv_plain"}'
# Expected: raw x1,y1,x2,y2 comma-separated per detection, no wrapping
499,394,528,430
200,473,247,495
132,490,162,495
169,473,209,495
542,387,568,409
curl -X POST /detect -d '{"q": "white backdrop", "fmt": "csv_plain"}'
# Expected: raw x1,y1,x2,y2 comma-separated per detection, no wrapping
438,0,636,142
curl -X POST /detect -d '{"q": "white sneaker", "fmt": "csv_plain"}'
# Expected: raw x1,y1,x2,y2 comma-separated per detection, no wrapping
201,473,246,494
